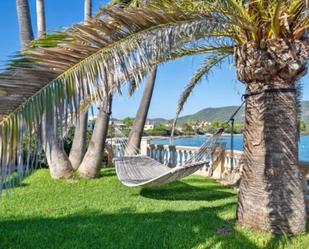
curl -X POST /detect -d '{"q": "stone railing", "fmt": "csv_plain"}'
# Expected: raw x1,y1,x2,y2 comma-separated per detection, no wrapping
108,138,243,179
144,142,243,177
108,137,309,191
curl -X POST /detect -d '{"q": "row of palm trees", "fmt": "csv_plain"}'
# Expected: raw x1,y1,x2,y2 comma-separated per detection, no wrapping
15,0,154,179
4,0,309,235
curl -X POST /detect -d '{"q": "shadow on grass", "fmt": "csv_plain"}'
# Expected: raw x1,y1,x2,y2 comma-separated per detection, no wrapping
140,180,236,201
0,203,248,249
0,169,296,249
101,167,116,177
1,170,35,192
0,202,291,249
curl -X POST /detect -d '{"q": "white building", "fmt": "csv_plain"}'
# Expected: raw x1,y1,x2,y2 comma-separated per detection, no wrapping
144,120,154,130
110,120,126,129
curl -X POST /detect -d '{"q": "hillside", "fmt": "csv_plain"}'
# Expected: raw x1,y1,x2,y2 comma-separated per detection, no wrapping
176,101,309,124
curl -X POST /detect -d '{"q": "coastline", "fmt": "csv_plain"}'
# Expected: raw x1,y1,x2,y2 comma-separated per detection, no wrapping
146,133,243,141
146,133,309,141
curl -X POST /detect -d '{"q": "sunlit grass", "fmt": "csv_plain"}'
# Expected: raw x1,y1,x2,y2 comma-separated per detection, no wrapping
0,169,308,249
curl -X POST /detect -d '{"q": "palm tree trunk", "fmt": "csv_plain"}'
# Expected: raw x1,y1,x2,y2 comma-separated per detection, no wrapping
78,94,113,178
127,65,157,154
235,40,308,234
35,0,73,178
68,0,92,170
69,111,88,170
16,0,34,48
84,0,92,23
41,112,73,179
36,0,46,38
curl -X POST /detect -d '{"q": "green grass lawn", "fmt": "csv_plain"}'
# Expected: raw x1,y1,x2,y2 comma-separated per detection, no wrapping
0,169,308,249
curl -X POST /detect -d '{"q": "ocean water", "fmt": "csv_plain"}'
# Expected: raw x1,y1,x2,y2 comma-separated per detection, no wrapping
151,135,309,162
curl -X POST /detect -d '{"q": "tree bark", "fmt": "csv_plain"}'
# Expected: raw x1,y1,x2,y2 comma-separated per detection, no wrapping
235,40,308,234
36,0,46,38
78,94,113,178
16,0,34,48
84,0,92,23
69,111,88,170
127,65,157,154
34,0,71,178
41,112,73,179
68,0,92,170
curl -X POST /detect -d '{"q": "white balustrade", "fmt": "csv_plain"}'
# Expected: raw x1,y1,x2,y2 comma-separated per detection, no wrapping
107,137,244,175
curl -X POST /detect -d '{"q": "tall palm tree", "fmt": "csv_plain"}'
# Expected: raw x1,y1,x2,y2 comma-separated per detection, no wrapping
36,0,46,38
111,0,158,153
68,0,92,170
74,0,114,178
0,1,308,234
34,0,73,178
84,0,92,21
16,0,34,48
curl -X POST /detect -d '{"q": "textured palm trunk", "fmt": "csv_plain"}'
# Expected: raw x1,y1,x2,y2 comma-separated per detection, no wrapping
16,0,34,48
127,65,157,154
84,0,92,22
235,40,308,234
34,0,72,178
68,0,91,170
36,0,46,38
69,111,88,170
78,94,113,178
41,112,73,179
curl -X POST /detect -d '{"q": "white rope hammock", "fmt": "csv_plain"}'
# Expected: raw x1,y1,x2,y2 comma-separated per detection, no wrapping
112,128,224,187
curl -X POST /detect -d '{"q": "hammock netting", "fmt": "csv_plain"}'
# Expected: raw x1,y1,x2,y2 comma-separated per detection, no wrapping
111,128,224,187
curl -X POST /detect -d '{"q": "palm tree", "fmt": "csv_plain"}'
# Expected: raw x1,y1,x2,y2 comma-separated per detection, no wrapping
172,1,309,235
127,66,157,153
0,1,308,234
84,0,92,21
111,0,158,153
36,0,46,38
78,94,113,178
41,111,73,179
68,0,92,170
16,0,34,48
34,0,73,178
73,0,114,177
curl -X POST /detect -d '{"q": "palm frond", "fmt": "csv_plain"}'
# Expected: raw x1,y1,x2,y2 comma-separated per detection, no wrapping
270,1,282,38
171,52,230,137
0,5,225,188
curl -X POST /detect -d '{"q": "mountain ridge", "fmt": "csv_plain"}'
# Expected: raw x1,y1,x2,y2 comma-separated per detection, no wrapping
148,100,309,124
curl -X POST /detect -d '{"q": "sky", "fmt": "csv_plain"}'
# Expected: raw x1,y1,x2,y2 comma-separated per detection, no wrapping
0,0,308,120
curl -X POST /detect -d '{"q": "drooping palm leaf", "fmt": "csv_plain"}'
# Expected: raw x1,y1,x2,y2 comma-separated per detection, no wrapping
171,52,231,137
0,4,225,187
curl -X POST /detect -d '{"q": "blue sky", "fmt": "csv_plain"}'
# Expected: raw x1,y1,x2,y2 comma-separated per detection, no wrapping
0,0,308,119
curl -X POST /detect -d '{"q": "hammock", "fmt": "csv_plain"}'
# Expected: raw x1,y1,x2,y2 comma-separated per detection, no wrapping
112,129,224,187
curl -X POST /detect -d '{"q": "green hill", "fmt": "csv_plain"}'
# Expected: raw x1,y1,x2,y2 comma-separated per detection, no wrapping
176,101,309,124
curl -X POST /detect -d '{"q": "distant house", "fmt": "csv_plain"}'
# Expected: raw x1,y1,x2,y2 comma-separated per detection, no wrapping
110,120,126,129
144,120,154,131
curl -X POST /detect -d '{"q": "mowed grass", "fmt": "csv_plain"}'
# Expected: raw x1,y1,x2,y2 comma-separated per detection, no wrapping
0,169,308,249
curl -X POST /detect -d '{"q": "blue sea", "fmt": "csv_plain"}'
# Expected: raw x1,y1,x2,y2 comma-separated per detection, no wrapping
151,135,309,162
